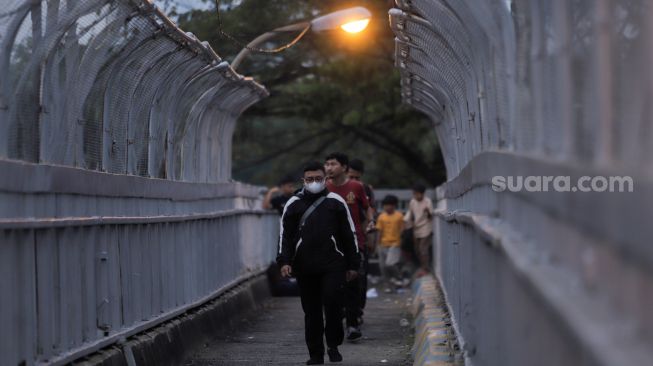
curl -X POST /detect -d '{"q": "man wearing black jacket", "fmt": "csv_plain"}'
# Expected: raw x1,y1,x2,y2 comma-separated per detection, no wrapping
277,162,360,365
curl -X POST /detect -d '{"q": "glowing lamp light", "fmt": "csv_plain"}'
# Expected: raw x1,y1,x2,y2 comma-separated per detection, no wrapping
231,6,372,70
341,18,370,34
311,7,372,33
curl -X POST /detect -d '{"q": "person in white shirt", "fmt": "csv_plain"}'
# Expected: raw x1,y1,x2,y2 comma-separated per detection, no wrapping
403,184,433,276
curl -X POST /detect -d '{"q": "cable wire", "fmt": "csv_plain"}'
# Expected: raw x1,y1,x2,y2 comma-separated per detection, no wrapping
214,0,311,53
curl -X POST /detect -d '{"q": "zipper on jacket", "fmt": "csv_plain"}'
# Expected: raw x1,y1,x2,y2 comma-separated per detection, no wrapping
293,238,303,260
331,235,344,256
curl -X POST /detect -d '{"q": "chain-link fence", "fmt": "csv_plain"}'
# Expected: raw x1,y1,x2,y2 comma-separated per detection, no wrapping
0,2,279,365
391,1,652,365
0,0,267,182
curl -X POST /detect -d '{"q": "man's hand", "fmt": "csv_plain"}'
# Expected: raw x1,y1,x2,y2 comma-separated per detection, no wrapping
365,220,376,233
280,265,292,278
263,186,281,210
346,270,358,282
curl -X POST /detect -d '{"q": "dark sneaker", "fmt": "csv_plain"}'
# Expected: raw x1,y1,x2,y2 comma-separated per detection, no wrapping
306,357,324,365
346,326,362,341
327,348,343,362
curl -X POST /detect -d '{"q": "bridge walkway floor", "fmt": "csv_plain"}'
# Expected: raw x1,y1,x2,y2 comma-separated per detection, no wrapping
184,285,414,366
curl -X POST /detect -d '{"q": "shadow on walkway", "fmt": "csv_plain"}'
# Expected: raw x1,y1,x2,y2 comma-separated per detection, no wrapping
184,287,414,365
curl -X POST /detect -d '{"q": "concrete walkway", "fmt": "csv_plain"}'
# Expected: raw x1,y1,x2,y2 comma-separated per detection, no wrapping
184,287,414,366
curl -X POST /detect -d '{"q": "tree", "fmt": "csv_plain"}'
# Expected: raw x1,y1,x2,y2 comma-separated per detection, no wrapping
177,0,446,188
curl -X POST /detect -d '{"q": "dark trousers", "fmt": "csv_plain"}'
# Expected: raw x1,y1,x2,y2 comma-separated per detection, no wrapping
360,249,368,310
414,233,433,271
345,248,367,327
297,271,346,358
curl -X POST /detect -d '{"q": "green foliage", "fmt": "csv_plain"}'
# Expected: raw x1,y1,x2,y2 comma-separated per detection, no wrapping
177,0,445,188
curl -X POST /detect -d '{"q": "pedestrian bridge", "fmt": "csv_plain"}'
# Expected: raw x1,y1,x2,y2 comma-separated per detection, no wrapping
1,1,651,366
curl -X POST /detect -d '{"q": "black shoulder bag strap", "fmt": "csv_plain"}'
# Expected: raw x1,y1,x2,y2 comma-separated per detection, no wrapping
299,196,326,229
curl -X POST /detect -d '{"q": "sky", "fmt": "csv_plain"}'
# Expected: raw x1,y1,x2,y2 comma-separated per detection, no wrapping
154,0,213,13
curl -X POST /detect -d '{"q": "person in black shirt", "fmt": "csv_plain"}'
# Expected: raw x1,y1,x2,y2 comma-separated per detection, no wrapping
278,162,360,365
263,174,297,215
348,159,376,213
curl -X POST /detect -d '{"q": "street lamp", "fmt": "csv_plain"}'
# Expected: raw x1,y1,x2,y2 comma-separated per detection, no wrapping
230,6,372,70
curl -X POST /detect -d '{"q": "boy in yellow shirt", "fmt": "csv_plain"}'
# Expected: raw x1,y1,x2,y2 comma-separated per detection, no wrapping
375,195,405,292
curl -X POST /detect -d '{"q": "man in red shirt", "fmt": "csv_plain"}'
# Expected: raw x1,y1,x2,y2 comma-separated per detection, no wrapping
325,152,374,342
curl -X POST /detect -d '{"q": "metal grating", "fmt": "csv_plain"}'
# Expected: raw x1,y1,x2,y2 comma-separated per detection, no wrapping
0,0,267,181
391,0,653,365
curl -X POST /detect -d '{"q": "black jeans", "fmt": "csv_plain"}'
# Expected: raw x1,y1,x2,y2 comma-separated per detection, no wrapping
297,271,346,358
345,247,367,327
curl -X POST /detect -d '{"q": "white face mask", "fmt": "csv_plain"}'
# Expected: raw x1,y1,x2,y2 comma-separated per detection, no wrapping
305,181,326,194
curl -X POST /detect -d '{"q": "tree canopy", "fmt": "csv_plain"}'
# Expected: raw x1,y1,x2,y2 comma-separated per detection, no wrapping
176,0,446,188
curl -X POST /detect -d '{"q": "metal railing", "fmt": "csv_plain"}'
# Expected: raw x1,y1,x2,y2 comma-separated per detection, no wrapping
391,1,652,365
0,0,267,182
0,1,278,365
0,160,280,366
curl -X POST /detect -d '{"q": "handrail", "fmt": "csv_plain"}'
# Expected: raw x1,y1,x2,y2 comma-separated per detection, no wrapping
41,269,269,366
0,209,277,229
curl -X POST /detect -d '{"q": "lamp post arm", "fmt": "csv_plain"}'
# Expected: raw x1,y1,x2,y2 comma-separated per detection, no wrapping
231,21,311,71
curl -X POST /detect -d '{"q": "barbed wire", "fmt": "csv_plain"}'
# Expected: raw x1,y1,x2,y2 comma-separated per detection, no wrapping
213,0,310,53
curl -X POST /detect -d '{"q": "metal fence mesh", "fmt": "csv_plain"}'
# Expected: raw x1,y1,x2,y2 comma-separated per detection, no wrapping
0,0,267,182
391,0,652,365
394,0,652,174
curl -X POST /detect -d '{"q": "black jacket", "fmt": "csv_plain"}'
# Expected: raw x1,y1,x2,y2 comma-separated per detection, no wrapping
276,188,360,275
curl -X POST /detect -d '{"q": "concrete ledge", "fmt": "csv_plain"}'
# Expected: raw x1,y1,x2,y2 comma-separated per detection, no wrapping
411,275,463,366
72,273,270,366
0,159,265,200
